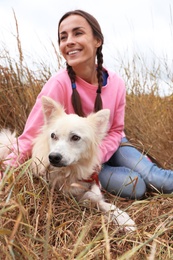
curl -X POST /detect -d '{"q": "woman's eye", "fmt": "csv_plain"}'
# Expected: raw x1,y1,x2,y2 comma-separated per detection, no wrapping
75,31,82,36
60,35,67,41
71,135,81,141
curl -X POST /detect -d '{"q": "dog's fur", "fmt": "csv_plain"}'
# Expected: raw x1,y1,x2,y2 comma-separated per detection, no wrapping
0,96,136,232
0,129,16,160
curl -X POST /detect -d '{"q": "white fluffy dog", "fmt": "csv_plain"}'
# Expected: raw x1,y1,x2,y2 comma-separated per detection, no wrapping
0,96,136,232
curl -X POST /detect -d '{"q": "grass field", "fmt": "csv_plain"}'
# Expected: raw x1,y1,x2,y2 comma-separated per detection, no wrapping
0,18,173,259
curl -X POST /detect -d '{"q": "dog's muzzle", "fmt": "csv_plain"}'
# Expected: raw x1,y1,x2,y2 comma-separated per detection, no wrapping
49,152,66,167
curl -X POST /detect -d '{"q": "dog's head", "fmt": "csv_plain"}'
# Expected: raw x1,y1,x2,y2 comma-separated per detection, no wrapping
41,96,110,168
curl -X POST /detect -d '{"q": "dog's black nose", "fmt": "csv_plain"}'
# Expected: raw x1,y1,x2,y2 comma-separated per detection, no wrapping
49,152,62,165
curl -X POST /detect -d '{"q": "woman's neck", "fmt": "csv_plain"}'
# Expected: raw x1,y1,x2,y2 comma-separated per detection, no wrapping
73,64,98,86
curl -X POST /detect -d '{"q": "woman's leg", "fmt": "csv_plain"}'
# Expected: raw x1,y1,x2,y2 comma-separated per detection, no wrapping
108,137,173,193
99,164,146,199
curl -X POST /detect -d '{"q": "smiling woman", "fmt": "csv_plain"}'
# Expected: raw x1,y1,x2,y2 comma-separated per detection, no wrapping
58,11,104,117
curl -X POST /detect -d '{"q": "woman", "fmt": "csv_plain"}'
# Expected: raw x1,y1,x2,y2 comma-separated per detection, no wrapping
2,10,173,199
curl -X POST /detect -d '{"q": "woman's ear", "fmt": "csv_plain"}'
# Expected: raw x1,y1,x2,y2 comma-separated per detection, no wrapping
95,38,102,48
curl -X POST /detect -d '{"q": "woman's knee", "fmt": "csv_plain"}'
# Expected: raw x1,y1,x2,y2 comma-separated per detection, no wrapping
99,165,146,199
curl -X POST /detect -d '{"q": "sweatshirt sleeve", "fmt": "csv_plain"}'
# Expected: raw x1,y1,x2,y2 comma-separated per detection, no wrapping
99,79,126,164
4,75,65,167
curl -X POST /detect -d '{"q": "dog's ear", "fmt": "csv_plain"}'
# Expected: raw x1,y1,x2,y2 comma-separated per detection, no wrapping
88,109,110,140
41,96,65,123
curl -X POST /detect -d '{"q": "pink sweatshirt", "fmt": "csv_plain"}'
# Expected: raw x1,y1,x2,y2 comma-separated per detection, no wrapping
6,68,126,166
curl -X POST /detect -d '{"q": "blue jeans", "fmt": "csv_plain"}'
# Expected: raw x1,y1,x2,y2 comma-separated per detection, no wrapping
99,137,173,199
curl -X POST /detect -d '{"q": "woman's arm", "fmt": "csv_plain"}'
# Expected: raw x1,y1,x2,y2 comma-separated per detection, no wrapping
3,74,66,167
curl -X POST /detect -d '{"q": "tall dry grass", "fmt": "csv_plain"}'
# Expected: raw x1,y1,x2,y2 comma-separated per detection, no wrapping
0,14,173,259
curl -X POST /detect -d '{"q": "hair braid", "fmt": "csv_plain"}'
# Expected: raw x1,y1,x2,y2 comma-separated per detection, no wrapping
66,63,85,117
94,46,103,112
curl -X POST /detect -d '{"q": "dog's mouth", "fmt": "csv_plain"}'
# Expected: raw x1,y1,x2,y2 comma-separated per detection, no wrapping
50,162,67,168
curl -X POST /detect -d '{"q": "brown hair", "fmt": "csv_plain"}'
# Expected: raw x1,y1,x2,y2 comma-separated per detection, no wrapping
58,10,104,117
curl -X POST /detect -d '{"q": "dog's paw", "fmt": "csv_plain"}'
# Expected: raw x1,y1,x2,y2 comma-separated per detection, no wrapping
111,209,136,232
97,200,136,232
81,184,103,203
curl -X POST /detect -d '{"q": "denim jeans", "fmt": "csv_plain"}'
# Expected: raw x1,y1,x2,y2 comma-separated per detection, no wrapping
99,137,173,199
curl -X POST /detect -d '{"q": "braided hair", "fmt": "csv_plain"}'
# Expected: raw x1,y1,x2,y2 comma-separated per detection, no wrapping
58,10,104,117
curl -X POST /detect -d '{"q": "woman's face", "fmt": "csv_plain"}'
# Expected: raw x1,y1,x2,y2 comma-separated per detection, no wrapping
59,15,101,68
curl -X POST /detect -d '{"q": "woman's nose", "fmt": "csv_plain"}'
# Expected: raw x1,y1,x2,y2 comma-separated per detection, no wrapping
66,34,75,45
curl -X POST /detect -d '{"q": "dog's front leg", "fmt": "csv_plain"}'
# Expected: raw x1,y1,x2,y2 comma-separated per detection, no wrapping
81,184,136,232
98,200,136,232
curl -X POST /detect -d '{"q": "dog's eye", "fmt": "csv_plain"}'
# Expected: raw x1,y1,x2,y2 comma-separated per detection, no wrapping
71,135,81,141
51,133,58,140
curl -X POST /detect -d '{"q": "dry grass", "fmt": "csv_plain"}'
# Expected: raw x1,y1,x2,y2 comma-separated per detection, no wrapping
0,16,173,259
0,169,173,259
